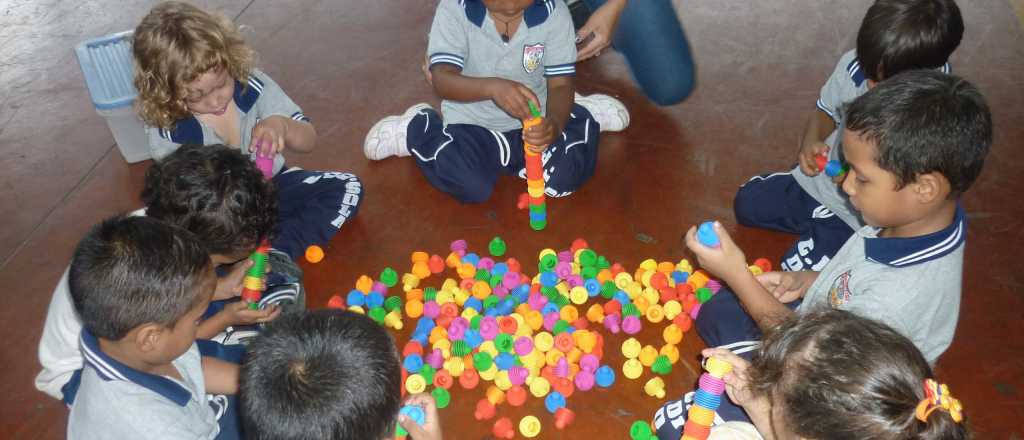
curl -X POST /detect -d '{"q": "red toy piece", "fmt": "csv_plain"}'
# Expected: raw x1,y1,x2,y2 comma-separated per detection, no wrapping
554,407,576,430
492,417,515,439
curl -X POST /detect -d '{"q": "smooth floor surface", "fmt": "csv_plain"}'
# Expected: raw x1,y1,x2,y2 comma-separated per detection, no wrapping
1,0,1022,438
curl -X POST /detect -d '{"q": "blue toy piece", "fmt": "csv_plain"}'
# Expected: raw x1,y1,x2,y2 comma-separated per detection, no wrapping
584,279,601,296
366,292,385,308
464,297,484,312
346,290,366,307
540,271,559,287
595,365,616,388
545,391,567,414
697,221,721,248
495,352,517,371
671,271,689,284
395,404,426,436
824,160,848,178
403,354,424,374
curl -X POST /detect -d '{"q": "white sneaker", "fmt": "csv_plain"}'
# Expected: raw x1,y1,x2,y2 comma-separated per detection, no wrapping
575,93,630,132
364,103,433,160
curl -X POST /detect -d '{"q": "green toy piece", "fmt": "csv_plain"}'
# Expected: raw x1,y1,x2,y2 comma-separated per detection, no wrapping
651,355,673,375
380,267,398,287
488,236,507,257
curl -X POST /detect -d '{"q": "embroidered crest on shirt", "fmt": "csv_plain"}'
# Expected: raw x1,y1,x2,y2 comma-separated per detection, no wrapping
829,271,852,307
523,43,545,73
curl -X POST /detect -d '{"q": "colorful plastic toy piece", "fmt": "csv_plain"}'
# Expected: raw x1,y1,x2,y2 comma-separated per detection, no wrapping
554,407,576,430
380,267,398,287
395,404,425,437
474,399,496,421
681,356,733,440
630,420,655,440
697,221,720,248
492,417,515,439
489,236,507,257
431,387,451,409
405,374,426,394
651,355,673,375
814,152,829,173
254,144,274,178
519,415,542,438
824,159,848,178
544,391,566,414
644,377,666,398
506,384,528,407
240,240,271,310
623,358,644,379
522,101,548,231
621,337,642,359
595,365,616,387
304,245,324,263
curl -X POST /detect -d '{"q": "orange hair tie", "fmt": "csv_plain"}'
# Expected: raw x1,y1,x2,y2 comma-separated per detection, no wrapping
915,379,963,423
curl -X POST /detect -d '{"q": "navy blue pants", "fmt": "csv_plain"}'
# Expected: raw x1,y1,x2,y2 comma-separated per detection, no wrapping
582,0,695,105
271,168,362,260
734,172,854,272
407,104,600,203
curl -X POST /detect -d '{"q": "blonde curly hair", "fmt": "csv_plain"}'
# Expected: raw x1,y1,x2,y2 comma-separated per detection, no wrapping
132,1,255,129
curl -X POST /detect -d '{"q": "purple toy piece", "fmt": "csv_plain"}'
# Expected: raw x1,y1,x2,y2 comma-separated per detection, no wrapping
448,317,468,340
423,301,441,319
426,349,445,369
371,281,388,295
574,370,595,391
528,293,548,311
554,357,570,378
566,274,583,288
689,302,702,320
558,250,573,262
622,315,642,335
543,312,560,331
514,336,534,356
493,284,509,297
509,366,529,385
503,272,521,289
555,262,573,279
479,316,499,340
477,257,495,270
579,354,600,373
254,149,274,179
705,279,722,294
603,314,622,334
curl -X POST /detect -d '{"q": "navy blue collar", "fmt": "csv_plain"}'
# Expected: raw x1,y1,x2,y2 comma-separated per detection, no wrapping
79,329,193,406
847,56,951,87
461,0,555,28
159,74,265,144
864,205,966,267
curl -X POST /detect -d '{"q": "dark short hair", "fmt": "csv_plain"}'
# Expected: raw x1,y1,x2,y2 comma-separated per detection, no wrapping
844,70,991,196
240,310,402,440
141,144,277,256
749,309,968,439
857,0,963,82
69,215,212,340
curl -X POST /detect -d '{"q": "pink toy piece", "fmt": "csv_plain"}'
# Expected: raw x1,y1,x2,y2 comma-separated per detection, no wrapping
508,366,529,386
574,370,595,391
699,373,726,395
448,318,468,340
555,262,573,279
579,354,600,373
689,302,702,320
603,314,621,334
558,250,573,262
426,349,445,369
543,312,560,331
493,284,509,297
554,357,570,378
371,282,388,295
567,275,583,288
478,257,495,270
423,301,441,319
528,293,548,311
706,279,722,294
460,278,476,291
254,149,274,179
450,239,468,253
503,272,521,289
479,316,499,340
622,315,642,335
514,336,534,356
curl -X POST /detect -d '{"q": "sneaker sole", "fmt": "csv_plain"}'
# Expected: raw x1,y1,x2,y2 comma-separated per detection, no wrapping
364,103,433,160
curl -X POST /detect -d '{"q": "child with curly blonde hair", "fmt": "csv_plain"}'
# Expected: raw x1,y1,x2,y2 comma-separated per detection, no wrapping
132,1,362,262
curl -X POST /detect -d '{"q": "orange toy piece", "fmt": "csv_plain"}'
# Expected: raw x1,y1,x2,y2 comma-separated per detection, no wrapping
428,254,446,274
402,341,424,357
754,257,773,272
355,275,373,294
486,385,506,406
493,417,515,439
434,370,453,389
304,245,324,263
586,304,605,323
411,251,429,264
506,385,528,407
554,407,576,430
474,399,497,421
554,333,575,353
411,261,431,279
460,368,480,389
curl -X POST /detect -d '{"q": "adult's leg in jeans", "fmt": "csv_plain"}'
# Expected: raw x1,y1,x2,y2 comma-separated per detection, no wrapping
582,0,696,105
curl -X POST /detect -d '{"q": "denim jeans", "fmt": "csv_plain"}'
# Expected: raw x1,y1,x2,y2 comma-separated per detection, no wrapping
582,0,696,105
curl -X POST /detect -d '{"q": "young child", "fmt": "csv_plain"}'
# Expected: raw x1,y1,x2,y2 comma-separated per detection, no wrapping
653,310,968,439
365,0,629,203
692,70,990,418
133,1,362,260
37,145,288,404
734,0,963,271
240,309,443,440
66,215,242,438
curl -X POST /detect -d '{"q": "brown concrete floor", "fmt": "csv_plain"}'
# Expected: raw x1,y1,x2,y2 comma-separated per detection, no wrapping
1,0,1021,438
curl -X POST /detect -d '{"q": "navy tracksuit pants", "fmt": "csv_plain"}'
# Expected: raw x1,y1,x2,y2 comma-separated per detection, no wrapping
271,168,363,260
407,104,600,203
733,171,854,272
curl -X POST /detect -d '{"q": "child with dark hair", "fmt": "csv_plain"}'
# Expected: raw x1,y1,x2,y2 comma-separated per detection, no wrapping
37,144,291,403
734,0,964,271
66,215,242,439
240,309,443,440
689,70,990,420
654,310,968,439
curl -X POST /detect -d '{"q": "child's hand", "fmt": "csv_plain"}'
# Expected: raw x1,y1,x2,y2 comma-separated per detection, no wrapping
422,55,433,86
213,259,253,301
399,394,443,440
523,118,557,153
222,301,281,326
684,221,748,283
755,271,818,303
250,116,290,156
797,141,830,177
488,78,539,121
700,348,766,411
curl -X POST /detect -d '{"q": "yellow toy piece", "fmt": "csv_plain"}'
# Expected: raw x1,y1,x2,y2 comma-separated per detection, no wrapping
405,374,426,394
639,345,659,367
623,359,644,379
621,337,642,359
644,377,667,399
519,415,542,438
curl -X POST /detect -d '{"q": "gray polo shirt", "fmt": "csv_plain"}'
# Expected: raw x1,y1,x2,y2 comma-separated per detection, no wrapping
68,331,220,439
798,205,966,363
428,0,577,132
791,50,952,231
146,69,310,175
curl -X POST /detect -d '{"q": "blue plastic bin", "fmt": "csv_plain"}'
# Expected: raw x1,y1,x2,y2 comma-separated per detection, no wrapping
75,31,150,163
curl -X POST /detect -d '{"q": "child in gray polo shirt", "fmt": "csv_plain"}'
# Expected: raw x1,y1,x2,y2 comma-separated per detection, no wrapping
686,70,990,423
66,216,241,439
364,0,629,203
733,0,963,272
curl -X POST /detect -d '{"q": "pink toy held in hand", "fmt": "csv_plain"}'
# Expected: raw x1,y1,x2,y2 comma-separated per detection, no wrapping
254,141,274,179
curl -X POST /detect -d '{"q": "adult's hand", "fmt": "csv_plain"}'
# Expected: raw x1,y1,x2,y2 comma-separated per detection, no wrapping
576,0,627,61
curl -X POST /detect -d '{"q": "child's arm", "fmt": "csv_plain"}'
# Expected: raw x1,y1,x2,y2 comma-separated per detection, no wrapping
685,222,812,330
249,70,317,155
196,302,281,340
201,356,239,395
524,76,574,149
430,65,539,121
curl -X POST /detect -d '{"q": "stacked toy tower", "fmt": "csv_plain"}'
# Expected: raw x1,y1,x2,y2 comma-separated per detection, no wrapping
241,241,271,310
523,102,547,231
681,356,733,440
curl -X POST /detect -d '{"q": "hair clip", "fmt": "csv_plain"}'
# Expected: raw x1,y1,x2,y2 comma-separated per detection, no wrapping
915,379,963,423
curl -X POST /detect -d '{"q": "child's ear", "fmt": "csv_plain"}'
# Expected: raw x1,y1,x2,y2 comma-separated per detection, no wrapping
134,323,165,353
912,172,949,204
